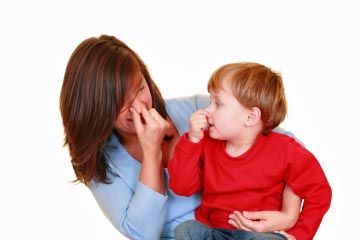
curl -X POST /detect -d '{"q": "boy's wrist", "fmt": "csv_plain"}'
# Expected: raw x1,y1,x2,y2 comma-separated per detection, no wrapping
187,132,201,143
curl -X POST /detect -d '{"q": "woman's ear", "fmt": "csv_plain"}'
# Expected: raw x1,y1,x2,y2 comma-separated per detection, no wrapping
245,107,262,127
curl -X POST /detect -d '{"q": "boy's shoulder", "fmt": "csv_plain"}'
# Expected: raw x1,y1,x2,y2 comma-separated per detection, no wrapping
267,131,296,142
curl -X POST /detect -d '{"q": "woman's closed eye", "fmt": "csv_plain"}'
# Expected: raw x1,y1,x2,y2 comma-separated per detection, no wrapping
127,85,145,107
137,85,145,93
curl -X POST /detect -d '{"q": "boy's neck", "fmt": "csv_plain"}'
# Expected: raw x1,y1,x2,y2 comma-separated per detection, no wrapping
225,129,262,157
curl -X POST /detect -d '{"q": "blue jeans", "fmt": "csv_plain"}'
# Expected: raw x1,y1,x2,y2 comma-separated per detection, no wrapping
174,220,286,240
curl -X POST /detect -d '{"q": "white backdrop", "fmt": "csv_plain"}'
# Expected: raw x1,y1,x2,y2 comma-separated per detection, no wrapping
1,0,359,239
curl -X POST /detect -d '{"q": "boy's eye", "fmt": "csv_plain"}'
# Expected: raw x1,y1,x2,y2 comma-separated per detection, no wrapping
210,100,220,107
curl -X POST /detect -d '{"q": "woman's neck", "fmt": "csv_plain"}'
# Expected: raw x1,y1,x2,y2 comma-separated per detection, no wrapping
122,135,144,163
160,118,180,167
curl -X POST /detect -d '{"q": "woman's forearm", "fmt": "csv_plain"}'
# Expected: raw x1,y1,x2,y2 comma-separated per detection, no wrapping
281,185,301,229
228,185,301,232
140,149,165,195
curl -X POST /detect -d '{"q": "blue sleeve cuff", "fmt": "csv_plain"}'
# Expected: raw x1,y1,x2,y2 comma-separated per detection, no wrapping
130,181,168,218
125,181,169,239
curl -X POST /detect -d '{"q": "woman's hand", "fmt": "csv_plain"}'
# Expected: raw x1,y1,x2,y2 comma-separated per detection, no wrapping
130,103,170,155
228,211,296,239
228,186,300,238
131,103,170,194
274,230,296,240
229,210,294,232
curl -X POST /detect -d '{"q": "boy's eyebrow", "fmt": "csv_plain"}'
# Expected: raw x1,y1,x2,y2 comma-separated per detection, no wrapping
212,92,221,99
210,93,223,103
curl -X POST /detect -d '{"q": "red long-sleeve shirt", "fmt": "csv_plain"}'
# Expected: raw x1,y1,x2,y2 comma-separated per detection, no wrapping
168,131,331,240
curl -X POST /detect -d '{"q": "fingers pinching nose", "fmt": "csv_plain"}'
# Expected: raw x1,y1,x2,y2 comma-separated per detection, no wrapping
130,107,137,114
129,107,144,132
205,110,211,117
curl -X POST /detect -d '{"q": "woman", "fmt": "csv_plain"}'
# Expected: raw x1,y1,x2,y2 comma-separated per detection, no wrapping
60,35,299,239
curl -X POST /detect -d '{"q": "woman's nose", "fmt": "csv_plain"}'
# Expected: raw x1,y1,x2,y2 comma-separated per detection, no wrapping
131,98,142,113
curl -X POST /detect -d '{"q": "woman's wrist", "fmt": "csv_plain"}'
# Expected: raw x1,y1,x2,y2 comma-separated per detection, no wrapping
280,210,299,230
142,147,162,161
140,152,165,194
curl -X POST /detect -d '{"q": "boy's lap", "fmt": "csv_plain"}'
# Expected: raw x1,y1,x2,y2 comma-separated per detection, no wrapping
175,220,286,240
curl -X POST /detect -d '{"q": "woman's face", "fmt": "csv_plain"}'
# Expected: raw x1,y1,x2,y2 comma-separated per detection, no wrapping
114,76,152,136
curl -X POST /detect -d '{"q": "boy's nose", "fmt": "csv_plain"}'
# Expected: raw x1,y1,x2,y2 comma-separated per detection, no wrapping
207,115,214,125
203,107,213,124
204,105,213,113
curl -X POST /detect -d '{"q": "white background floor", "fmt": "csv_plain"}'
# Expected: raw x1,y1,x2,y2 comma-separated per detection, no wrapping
1,0,359,239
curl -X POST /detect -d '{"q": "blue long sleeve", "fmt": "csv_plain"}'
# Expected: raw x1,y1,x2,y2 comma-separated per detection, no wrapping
87,95,206,239
90,177,168,239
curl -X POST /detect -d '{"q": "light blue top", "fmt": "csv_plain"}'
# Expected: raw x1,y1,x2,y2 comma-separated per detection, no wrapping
88,95,294,240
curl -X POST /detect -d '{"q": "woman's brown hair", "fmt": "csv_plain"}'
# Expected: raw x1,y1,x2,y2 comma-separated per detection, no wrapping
208,62,287,133
60,35,168,185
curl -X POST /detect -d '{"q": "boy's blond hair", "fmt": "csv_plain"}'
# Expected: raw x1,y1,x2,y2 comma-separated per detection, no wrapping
208,62,287,133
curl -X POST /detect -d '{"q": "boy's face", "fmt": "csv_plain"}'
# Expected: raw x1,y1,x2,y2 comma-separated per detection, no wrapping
206,79,250,141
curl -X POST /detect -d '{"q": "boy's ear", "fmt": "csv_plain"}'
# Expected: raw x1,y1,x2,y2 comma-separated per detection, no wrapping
245,107,262,127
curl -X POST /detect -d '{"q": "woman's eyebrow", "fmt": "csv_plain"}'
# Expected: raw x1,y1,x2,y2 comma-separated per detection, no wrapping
134,76,145,89
122,77,145,110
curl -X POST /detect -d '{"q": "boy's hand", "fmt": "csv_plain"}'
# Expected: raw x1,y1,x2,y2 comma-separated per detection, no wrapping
188,110,210,143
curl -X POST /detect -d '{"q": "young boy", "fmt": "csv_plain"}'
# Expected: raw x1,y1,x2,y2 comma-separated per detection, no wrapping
168,62,332,240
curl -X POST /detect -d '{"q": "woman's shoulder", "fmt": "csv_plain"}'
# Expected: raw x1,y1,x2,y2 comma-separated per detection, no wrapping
165,94,209,112
165,94,210,134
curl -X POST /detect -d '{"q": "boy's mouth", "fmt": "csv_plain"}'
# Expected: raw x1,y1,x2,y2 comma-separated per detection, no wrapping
206,123,214,130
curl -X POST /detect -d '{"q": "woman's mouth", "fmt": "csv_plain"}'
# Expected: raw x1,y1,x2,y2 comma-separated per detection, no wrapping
126,114,146,124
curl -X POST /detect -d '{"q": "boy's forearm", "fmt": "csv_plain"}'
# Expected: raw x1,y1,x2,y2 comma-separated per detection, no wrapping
168,133,203,196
